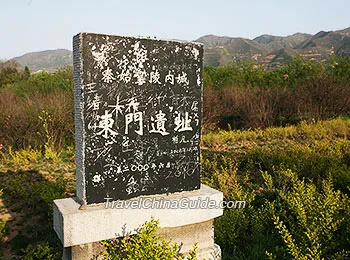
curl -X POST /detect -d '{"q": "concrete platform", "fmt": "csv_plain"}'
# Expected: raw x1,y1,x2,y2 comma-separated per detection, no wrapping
54,184,223,259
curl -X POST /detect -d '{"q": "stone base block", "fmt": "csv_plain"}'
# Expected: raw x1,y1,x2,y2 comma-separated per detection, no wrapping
157,219,214,253
197,244,222,260
62,221,221,260
54,184,223,259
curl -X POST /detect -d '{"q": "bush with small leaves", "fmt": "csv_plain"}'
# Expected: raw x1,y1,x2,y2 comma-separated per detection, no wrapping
21,242,61,260
267,170,350,260
101,218,197,260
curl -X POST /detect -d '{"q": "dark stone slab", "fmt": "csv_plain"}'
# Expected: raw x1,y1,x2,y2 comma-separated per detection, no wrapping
73,33,203,204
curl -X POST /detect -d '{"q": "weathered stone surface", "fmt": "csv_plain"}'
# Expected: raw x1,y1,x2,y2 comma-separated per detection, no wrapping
73,33,203,204
157,220,214,254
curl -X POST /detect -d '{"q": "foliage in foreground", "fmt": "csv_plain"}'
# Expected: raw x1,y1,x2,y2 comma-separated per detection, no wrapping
204,159,350,260
202,119,350,259
21,242,60,260
101,218,197,260
269,172,349,260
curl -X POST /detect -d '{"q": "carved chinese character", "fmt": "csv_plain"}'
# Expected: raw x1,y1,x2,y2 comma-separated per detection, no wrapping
165,71,175,84
124,97,143,136
172,135,179,144
150,110,169,136
102,67,116,83
174,112,193,132
149,67,161,84
133,68,147,86
125,112,143,136
108,95,124,129
97,110,117,138
118,70,132,83
92,93,101,111
175,72,189,85
125,97,140,112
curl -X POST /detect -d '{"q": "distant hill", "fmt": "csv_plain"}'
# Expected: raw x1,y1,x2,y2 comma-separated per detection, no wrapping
8,27,350,71
13,49,72,72
195,27,350,68
197,35,266,66
254,33,311,52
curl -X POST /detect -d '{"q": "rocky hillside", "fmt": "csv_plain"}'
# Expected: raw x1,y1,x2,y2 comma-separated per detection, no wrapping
196,27,350,68
13,49,72,72
9,27,350,71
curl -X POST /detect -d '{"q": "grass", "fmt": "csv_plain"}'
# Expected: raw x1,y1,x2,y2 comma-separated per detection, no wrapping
202,118,350,151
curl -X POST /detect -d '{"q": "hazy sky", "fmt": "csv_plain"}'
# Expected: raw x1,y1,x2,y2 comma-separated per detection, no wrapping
1,0,349,59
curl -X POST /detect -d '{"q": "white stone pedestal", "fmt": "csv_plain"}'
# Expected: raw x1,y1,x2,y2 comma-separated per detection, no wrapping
54,185,223,260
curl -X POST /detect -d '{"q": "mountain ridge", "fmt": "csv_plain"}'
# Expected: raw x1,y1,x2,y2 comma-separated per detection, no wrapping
9,27,350,70
196,27,349,67
13,49,72,72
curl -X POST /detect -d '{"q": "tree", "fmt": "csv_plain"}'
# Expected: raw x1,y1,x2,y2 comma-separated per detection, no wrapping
0,60,22,87
24,66,31,80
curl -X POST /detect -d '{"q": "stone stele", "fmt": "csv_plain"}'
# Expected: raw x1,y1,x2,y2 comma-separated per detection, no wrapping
53,33,222,260
73,32,203,204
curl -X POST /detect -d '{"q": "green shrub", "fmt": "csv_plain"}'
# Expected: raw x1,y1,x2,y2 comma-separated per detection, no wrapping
211,168,350,260
9,66,73,97
239,142,350,194
22,242,61,260
268,170,350,259
101,218,197,260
